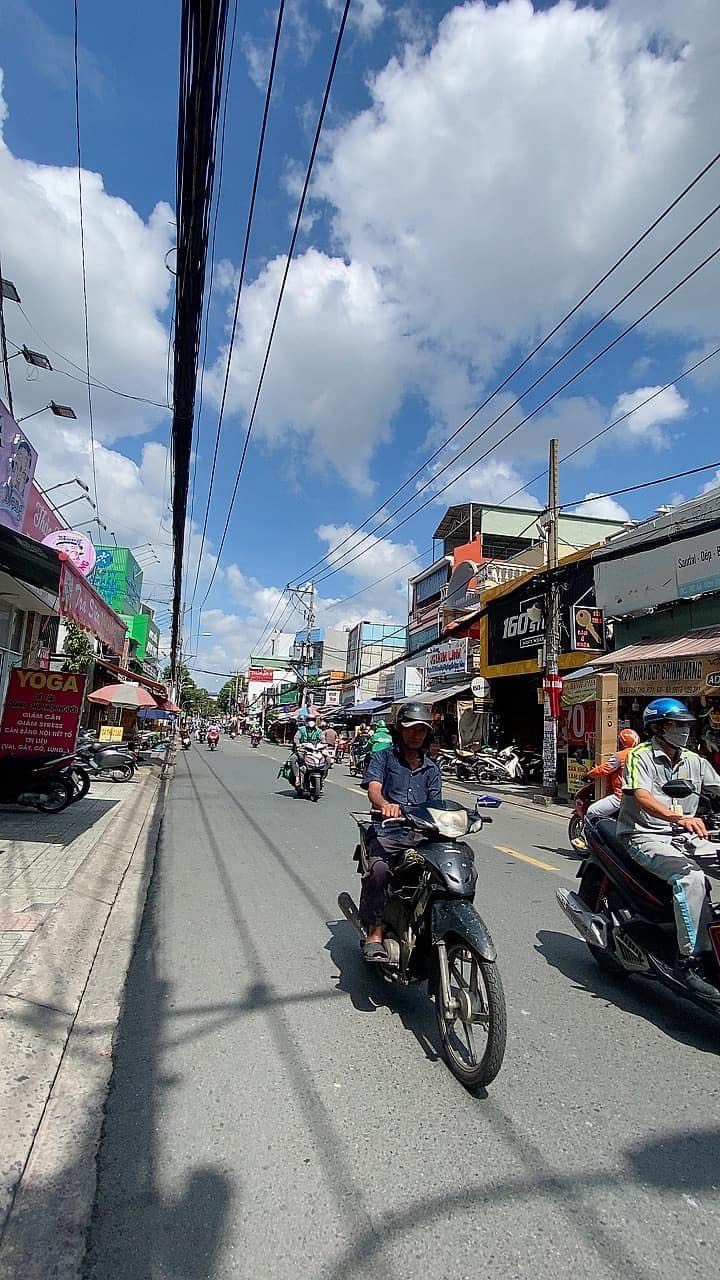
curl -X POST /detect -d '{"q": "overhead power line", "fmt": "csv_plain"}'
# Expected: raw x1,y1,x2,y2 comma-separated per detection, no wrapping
287,150,720,587
197,0,353,612
170,0,231,680
73,0,100,516
310,240,720,587
189,0,287,616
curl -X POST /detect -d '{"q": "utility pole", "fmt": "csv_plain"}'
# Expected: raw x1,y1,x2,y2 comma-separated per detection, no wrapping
303,581,315,701
542,438,561,796
0,252,16,418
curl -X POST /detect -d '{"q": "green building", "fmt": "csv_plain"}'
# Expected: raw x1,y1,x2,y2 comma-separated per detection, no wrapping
120,607,160,675
89,546,144,614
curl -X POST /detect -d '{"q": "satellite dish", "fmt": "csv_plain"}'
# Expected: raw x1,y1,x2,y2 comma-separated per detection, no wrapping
446,560,479,606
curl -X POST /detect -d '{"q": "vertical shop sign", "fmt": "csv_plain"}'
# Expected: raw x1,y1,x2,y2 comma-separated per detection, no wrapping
0,668,86,755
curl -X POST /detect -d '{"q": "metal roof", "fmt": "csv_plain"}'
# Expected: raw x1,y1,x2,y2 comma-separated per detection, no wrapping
592,625,720,666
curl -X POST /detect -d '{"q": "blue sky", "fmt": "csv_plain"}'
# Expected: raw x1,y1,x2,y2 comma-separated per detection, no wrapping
1,0,719,684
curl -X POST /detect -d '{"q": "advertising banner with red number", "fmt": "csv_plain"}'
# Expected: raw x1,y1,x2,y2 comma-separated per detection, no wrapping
0,668,87,756
563,697,597,796
58,557,126,655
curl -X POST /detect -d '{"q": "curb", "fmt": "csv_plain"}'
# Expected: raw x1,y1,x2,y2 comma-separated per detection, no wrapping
0,769,167,1277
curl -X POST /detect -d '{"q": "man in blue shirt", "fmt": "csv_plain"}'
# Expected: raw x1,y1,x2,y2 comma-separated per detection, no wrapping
360,702,441,962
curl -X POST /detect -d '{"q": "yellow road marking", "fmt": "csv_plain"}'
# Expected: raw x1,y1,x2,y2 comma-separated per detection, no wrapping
494,845,563,874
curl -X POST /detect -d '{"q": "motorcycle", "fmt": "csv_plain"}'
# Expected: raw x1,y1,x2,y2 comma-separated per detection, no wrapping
348,740,371,777
557,780,720,1018
438,748,477,782
76,736,136,782
518,747,543,784
295,743,331,800
181,734,192,751
472,750,516,784
207,730,220,751
250,730,262,748
338,798,507,1089
568,778,594,850
0,754,76,812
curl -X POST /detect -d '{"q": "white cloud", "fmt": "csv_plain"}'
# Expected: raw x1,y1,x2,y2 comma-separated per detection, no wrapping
570,493,631,522
0,70,172,443
206,248,418,490
609,384,689,446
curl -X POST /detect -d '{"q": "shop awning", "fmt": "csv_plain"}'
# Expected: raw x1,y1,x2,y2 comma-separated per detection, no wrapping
97,659,167,698
395,682,472,706
592,625,720,666
590,626,720,699
344,697,394,716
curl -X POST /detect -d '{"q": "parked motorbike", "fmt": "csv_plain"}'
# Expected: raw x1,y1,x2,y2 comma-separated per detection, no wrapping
0,754,76,812
472,751,516,784
568,778,594,849
438,748,476,782
250,730,262,748
557,781,720,1018
76,736,136,781
496,743,525,780
518,747,543,783
295,743,331,800
338,798,507,1089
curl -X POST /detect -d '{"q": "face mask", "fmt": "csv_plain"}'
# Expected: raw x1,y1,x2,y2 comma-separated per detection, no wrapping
661,723,691,750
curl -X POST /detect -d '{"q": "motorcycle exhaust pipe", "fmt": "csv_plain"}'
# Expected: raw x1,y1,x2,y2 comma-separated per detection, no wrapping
556,888,609,950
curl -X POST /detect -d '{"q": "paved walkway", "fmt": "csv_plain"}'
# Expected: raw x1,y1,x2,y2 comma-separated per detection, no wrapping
0,778,138,978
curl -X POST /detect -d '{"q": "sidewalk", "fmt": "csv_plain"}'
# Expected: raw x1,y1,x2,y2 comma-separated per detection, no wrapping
0,764,167,1277
0,779,138,978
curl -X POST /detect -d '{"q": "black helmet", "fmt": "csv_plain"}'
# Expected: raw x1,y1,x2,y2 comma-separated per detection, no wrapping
396,702,433,730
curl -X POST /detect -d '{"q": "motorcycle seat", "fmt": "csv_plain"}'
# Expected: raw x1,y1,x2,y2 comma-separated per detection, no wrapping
591,818,672,906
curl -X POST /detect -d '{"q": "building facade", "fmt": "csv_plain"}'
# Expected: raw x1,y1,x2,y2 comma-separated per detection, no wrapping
344,621,406,705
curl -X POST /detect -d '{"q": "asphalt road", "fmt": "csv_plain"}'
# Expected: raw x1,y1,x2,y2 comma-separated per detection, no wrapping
84,739,720,1280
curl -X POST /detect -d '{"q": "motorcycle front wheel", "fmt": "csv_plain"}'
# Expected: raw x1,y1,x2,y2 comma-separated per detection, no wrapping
34,781,73,813
436,940,506,1089
568,814,587,850
70,768,91,802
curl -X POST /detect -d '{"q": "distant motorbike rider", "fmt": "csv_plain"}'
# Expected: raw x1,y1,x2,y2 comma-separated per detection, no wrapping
617,698,720,1002
360,702,442,963
290,715,324,787
585,729,640,823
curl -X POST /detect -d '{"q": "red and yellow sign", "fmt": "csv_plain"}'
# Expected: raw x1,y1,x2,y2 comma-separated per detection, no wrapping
0,668,86,756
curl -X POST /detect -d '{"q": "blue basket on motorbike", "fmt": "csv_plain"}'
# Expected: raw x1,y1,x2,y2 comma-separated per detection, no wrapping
475,793,502,810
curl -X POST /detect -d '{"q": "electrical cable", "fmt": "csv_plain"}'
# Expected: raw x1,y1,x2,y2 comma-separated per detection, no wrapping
72,0,100,515
287,153,720,587
189,0,287,615
197,0,353,612
310,241,720,586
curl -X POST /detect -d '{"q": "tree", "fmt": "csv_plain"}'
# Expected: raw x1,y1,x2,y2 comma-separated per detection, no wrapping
62,622,95,673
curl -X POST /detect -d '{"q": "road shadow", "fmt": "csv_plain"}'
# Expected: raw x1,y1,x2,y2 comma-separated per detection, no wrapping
536,927,720,1056
325,918,441,1064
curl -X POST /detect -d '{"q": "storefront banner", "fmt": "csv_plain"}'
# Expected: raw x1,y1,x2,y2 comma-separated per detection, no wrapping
0,400,38,533
426,638,469,679
561,674,598,707
99,725,124,742
21,482,65,542
563,698,596,798
42,529,96,575
488,593,545,664
58,559,126,655
614,654,720,698
0,668,86,755
248,668,274,683
676,532,720,599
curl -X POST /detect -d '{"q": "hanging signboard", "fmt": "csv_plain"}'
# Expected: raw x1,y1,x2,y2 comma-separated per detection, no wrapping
99,725,124,742
58,559,126,655
248,668,274,683
570,606,605,652
426,638,469,681
42,529,97,576
613,654,720,699
488,593,545,664
0,668,86,755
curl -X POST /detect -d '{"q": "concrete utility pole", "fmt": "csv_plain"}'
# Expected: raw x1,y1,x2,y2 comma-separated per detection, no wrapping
0,252,16,418
542,438,561,795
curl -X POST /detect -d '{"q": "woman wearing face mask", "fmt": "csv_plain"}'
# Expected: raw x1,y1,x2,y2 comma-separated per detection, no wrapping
616,698,720,1003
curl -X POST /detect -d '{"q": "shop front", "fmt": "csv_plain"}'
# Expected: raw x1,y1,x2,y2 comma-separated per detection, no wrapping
591,625,720,763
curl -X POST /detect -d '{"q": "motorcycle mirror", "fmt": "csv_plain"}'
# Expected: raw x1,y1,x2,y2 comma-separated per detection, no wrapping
662,780,695,799
468,817,488,833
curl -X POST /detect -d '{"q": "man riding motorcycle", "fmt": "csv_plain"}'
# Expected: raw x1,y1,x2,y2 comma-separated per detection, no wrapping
290,715,324,787
585,728,640,823
360,702,441,963
618,697,720,1002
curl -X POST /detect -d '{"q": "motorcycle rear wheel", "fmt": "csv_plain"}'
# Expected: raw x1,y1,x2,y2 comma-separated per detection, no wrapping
436,940,506,1089
70,768,91,802
111,764,134,782
34,781,73,813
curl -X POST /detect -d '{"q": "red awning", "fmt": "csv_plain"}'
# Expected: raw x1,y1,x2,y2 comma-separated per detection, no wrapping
97,659,167,698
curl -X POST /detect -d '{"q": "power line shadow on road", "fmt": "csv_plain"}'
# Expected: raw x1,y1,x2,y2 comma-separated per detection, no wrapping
83,825,235,1280
535,928,720,1055
182,767,400,1280
325,918,441,1064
